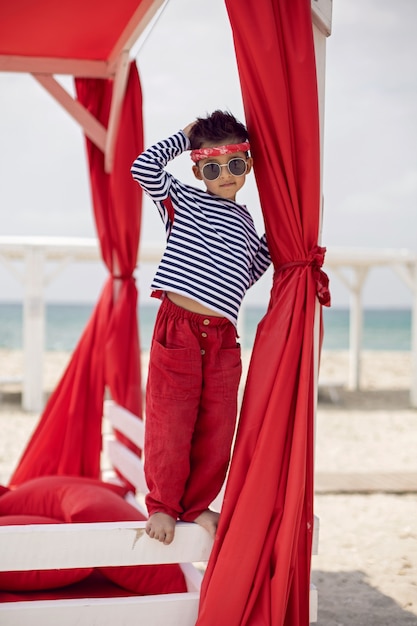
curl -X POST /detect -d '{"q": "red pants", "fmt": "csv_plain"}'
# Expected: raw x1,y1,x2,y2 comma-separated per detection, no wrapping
145,296,242,522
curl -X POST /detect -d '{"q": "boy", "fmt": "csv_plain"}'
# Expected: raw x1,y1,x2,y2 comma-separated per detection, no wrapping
131,110,270,544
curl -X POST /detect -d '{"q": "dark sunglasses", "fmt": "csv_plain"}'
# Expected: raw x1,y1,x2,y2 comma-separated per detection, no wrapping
200,157,248,181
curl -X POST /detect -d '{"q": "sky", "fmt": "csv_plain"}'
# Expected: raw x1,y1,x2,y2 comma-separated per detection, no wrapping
0,0,416,308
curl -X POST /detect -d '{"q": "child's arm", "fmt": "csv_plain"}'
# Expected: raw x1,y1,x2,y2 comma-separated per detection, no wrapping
130,130,190,201
182,122,196,138
249,234,271,286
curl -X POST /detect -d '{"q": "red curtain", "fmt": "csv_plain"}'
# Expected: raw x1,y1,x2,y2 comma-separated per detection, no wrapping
197,1,329,625
10,62,143,485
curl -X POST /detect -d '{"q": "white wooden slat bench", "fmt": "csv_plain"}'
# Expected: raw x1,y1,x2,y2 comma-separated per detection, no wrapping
0,400,318,624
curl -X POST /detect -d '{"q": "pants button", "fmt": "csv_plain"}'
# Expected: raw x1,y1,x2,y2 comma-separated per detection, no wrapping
201,332,208,338
203,319,210,326
201,349,206,356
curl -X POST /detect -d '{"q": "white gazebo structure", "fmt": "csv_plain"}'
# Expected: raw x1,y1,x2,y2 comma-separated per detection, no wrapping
0,236,163,411
1,237,417,411
325,246,417,405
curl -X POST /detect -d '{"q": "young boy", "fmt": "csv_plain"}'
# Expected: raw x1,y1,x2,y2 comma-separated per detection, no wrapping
131,110,270,545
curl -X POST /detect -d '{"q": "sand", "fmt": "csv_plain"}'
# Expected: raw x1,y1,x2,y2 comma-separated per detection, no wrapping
0,348,416,625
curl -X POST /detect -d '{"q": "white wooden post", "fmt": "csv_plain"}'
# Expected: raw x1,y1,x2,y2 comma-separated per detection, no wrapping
410,262,417,407
312,0,331,432
310,4,332,622
392,256,417,408
22,245,45,411
348,266,368,390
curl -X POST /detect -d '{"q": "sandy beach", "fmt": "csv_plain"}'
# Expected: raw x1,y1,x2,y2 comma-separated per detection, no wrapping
0,348,416,625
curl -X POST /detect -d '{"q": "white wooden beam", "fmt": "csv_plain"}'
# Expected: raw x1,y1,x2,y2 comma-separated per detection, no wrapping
0,593,201,626
108,0,167,63
348,268,368,390
106,439,148,494
392,262,417,293
0,587,317,626
0,522,213,570
32,73,107,153
22,246,45,412
104,1,168,173
105,400,145,445
311,0,333,36
312,8,329,459
409,264,417,407
0,55,111,77
104,50,131,173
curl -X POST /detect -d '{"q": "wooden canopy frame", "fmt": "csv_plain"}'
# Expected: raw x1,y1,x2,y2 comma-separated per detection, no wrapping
0,0,166,172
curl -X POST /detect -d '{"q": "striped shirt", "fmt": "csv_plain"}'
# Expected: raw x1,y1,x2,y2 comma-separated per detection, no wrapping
131,130,271,327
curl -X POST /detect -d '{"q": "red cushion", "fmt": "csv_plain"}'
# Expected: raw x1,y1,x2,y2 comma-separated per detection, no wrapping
99,563,187,595
0,515,92,591
0,476,187,595
62,484,146,523
0,570,134,602
60,490,188,594
0,475,130,520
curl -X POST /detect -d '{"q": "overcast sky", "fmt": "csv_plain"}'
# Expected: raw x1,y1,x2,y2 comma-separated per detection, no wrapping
0,0,416,308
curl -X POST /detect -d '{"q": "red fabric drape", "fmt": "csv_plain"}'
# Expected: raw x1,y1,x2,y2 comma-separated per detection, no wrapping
10,62,143,485
197,2,329,625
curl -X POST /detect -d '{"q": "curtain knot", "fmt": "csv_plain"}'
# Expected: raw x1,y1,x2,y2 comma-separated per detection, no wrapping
307,244,325,268
277,245,331,306
309,245,331,306
111,274,135,282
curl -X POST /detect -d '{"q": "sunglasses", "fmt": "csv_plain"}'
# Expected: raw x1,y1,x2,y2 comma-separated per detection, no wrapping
200,157,248,181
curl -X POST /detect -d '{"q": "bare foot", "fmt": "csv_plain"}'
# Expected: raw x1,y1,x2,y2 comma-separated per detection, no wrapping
146,512,176,545
194,509,220,539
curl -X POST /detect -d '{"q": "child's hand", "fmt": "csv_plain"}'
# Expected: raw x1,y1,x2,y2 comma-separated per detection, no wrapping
182,122,196,138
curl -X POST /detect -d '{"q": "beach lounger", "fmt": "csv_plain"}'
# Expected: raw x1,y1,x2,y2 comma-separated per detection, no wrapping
0,400,318,624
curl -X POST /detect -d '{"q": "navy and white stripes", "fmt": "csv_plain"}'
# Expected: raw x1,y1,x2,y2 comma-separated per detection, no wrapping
131,131,271,327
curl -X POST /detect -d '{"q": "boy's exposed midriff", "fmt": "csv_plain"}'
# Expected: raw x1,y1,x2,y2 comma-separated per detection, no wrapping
166,292,225,317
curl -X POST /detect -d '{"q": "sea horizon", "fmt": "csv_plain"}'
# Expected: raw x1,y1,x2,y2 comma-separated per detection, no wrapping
0,301,412,353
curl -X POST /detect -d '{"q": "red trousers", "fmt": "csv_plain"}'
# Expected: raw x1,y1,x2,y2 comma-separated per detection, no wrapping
145,296,242,522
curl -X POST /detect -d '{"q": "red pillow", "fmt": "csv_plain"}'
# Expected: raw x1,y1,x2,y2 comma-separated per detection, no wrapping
0,515,92,591
0,475,130,520
99,563,187,595
61,484,145,523
59,489,188,595
0,476,187,595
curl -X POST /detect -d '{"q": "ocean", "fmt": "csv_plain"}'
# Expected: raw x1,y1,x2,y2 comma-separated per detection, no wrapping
0,302,412,353
0,302,411,351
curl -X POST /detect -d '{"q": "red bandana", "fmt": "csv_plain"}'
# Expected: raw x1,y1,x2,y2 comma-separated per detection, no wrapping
190,142,250,163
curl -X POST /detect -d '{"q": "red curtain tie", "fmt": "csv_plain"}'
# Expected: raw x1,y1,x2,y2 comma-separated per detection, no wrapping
111,274,135,281
276,245,331,306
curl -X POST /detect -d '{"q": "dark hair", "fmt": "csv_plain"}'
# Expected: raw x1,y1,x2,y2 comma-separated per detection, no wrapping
189,110,249,149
